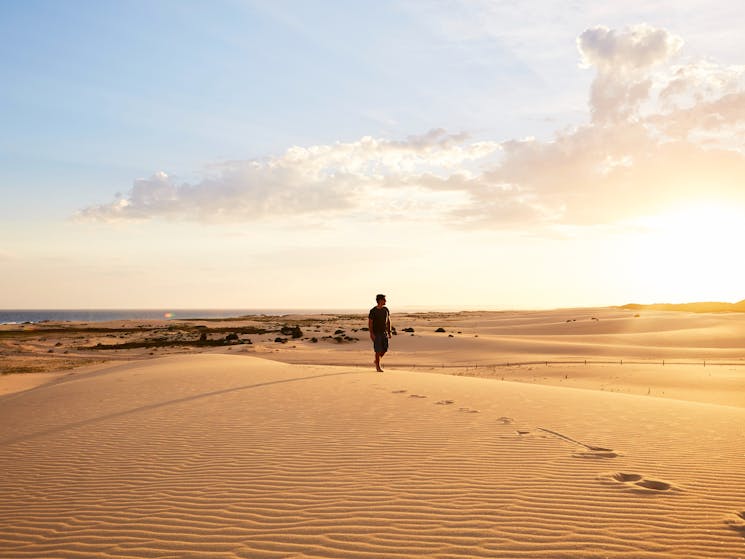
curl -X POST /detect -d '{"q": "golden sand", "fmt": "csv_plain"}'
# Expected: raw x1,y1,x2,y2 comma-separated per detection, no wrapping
1,308,744,557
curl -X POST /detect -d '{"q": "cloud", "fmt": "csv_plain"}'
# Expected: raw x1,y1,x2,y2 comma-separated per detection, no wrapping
577,24,684,122
659,61,745,107
471,24,745,225
77,129,500,223
578,24,683,73
79,24,745,231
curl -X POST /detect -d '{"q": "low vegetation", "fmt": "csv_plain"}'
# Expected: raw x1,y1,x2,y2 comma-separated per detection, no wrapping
280,325,303,338
82,336,253,350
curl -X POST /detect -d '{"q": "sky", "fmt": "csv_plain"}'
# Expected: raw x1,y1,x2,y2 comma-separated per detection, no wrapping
2,0,745,310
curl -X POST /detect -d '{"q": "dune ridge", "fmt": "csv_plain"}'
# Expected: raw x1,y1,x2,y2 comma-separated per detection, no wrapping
622,299,745,313
1,354,744,558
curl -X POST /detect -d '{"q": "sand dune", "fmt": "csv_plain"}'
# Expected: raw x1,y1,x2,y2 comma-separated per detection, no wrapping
4,308,745,408
241,308,745,367
1,354,744,558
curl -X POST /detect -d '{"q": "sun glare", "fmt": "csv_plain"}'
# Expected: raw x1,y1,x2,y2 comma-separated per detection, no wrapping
627,201,745,302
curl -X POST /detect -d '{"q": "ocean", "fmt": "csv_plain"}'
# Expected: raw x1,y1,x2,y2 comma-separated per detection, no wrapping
0,309,360,325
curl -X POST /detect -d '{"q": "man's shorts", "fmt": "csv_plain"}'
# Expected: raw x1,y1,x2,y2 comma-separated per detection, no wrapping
373,333,389,354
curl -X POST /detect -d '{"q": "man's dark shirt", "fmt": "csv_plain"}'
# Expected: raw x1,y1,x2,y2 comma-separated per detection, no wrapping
368,306,390,335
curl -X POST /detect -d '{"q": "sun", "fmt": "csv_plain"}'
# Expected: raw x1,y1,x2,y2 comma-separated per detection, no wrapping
626,201,745,303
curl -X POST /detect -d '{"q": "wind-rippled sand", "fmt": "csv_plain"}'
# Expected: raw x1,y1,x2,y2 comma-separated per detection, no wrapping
1,354,744,558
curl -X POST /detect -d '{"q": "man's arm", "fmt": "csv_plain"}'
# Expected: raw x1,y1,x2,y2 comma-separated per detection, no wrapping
386,313,391,337
368,318,375,341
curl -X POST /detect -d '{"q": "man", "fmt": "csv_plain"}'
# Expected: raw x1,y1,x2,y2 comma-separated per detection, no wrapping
368,293,391,372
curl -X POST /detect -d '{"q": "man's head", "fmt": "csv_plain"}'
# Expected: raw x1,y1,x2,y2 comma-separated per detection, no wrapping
376,294,386,305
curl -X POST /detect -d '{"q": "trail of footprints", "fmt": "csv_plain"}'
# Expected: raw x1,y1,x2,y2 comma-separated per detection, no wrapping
389,386,744,537
389,388,669,489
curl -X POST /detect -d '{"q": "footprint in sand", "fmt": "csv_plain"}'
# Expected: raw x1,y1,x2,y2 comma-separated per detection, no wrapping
458,407,479,413
635,479,672,491
497,417,514,424
435,400,455,405
608,472,673,492
391,390,407,394
409,394,427,399
612,473,642,482
724,511,745,535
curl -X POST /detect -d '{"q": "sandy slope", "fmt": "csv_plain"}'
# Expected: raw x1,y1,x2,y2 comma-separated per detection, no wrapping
0,371,69,396
1,354,744,558
272,307,745,365
254,308,745,408
3,308,745,407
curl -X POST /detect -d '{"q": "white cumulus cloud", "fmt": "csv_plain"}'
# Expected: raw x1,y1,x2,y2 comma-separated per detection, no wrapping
77,129,501,224
578,24,683,73
79,24,745,231
577,24,684,122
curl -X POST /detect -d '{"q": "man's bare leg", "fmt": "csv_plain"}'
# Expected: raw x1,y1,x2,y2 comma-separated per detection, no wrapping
375,352,384,372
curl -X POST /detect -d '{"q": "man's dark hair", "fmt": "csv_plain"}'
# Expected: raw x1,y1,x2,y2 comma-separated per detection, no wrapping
376,293,386,302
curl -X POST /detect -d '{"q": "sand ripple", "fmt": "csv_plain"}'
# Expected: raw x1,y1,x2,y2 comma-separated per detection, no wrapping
1,354,744,558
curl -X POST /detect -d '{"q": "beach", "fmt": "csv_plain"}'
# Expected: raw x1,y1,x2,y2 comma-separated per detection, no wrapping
1,308,744,557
